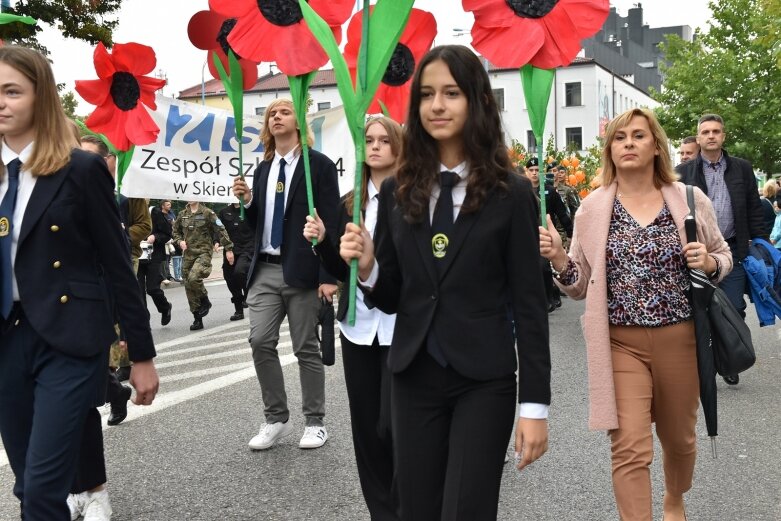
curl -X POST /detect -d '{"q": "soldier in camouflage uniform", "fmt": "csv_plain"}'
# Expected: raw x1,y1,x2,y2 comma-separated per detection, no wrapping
173,201,234,330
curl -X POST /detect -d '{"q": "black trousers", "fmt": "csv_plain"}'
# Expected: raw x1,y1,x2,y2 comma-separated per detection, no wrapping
223,252,251,305
138,258,170,314
0,309,104,521
70,370,124,494
340,334,399,521
392,349,516,521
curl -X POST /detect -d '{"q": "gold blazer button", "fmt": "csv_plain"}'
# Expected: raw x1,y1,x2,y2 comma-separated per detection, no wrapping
53,261,61,268
60,295,68,304
51,225,60,232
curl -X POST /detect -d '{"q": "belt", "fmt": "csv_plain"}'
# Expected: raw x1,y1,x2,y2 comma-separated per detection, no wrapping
257,253,282,265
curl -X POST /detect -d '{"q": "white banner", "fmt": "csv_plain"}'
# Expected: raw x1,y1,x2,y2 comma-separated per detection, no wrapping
120,95,357,203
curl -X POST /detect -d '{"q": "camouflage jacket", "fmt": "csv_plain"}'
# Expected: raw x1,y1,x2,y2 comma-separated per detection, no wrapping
173,204,233,254
556,184,580,217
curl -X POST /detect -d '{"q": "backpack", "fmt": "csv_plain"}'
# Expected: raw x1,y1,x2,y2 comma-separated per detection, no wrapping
744,238,781,326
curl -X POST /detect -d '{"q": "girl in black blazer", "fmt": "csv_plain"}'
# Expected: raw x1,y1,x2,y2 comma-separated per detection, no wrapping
305,116,403,520
0,46,159,520
340,45,552,520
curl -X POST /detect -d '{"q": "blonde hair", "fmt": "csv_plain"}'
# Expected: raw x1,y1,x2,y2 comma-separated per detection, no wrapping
345,116,404,217
598,107,677,188
763,179,778,199
261,98,314,161
0,46,74,178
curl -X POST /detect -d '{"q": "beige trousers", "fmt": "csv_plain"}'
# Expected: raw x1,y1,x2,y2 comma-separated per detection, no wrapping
608,320,699,521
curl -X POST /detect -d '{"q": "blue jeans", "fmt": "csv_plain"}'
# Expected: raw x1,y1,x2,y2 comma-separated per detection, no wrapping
718,255,747,319
172,255,183,280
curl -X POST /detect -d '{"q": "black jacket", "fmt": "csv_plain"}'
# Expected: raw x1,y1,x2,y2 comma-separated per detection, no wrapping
367,175,551,404
676,150,765,259
245,149,340,289
149,206,172,262
219,204,255,255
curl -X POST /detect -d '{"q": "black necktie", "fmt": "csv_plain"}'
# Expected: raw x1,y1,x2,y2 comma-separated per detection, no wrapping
426,170,459,367
431,171,458,264
270,157,286,249
1,159,22,318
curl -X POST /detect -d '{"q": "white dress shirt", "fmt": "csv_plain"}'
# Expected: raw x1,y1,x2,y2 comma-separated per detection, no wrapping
260,147,301,255
361,162,549,420
339,180,396,347
0,141,37,301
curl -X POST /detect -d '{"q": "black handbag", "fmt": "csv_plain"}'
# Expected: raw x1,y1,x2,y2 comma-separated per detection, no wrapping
316,297,335,366
685,186,756,376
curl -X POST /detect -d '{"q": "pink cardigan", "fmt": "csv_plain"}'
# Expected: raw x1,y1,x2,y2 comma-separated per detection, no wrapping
558,181,733,431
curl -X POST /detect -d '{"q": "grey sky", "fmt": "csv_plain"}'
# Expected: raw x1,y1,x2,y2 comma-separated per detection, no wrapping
39,0,713,114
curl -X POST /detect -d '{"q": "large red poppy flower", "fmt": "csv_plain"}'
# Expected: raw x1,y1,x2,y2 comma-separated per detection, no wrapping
188,10,259,90
209,0,354,76
463,0,609,69
75,42,166,151
343,7,437,123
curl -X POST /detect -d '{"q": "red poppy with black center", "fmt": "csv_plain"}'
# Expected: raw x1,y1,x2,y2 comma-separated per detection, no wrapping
209,0,354,76
188,10,259,90
464,0,609,69
343,8,437,123
75,42,166,151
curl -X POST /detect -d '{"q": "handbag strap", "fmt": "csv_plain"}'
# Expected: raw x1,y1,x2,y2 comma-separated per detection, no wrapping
685,185,697,244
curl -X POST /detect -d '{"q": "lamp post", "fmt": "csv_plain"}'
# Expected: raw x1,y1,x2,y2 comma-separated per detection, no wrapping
201,60,207,105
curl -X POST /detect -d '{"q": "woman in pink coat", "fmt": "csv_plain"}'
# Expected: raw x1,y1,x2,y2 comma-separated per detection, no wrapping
540,108,732,521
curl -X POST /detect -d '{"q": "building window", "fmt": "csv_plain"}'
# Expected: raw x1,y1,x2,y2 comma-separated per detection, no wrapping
527,131,537,154
565,82,582,106
255,106,266,116
492,88,505,112
565,127,583,151
317,101,331,111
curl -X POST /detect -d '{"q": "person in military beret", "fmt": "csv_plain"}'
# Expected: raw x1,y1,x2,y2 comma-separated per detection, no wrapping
173,201,234,330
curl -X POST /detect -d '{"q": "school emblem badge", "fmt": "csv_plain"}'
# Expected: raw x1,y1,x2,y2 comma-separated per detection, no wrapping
0,217,9,237
432,233,448,259
276,181,284,193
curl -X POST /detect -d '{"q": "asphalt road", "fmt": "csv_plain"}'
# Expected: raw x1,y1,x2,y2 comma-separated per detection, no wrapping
0,278,779,520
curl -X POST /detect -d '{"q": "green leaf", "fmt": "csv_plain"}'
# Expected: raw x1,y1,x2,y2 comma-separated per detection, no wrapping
227,50,244,142
0,13,36,26
377,99,390,118
520,65,555,142
288,73,318,228
358,0,415,114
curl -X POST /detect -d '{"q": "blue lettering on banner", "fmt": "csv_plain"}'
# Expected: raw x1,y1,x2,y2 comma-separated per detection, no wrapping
183,113,215,151
164,104,193,147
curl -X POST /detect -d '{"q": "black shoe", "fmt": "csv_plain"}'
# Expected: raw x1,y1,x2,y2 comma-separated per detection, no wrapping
723,374,740,385
108,385,132,426
547,302,557,313
161,302,172,326
196,297,212,318
242,300,248,309
115,366,131,382
554,298,562,309
190,315,203,331
230,310,244,321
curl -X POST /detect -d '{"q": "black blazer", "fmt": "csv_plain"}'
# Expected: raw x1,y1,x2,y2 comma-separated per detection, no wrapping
676,150,766,259
149,206,172,261
245,149,340,289
367,175,551,405
6,149,155,361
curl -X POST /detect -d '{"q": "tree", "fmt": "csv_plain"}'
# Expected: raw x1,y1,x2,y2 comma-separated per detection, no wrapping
652,0,781,177
759,0,781,67
0,0,122,55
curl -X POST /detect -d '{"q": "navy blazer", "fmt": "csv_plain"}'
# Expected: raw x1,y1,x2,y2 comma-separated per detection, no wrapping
245,148,340,289
368,174,551,405
5,149,155,361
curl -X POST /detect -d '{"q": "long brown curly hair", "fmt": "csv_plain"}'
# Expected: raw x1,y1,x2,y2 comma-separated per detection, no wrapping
395,45,511,223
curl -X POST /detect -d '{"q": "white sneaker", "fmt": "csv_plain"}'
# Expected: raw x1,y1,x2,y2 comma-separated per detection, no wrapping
82,488,112,521
299,425,328,449
248,421,294,450
67,492,87,521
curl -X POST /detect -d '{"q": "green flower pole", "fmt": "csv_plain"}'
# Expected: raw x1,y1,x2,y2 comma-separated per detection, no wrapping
299,0,414,325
